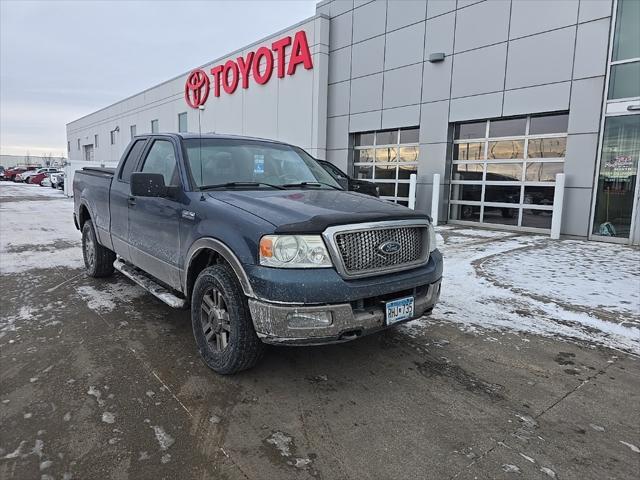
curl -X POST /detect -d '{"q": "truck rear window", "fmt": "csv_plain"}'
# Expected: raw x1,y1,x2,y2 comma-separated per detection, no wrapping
119,139,146,183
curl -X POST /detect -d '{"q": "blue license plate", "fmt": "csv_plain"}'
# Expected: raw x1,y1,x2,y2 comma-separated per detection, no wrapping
385,296,415,325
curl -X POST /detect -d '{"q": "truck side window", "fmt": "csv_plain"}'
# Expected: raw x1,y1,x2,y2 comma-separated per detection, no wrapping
119,139,146,183
141,140,179,186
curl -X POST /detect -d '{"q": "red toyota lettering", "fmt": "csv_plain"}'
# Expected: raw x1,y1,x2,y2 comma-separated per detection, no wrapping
253,46,273,85
271,36,291,79
210,65,223,97
287,30,313,76
222,60,239,94
237,52,254,89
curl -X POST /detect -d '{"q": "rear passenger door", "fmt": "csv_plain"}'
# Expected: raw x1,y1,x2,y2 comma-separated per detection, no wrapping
127,138,184,290
109,138,147,262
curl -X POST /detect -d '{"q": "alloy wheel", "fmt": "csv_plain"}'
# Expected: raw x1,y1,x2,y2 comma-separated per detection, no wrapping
200,287,231,352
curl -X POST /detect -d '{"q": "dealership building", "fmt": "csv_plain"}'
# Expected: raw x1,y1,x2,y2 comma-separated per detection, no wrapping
67,0,640,245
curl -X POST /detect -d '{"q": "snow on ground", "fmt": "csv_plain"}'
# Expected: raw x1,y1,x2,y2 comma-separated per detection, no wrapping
0,183,81,274
405,230,640,355
0,182,66,198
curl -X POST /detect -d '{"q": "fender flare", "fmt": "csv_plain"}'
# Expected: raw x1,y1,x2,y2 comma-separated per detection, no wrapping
183,237,255,298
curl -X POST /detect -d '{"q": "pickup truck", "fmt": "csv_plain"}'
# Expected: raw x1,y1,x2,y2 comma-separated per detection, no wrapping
73,133,442,374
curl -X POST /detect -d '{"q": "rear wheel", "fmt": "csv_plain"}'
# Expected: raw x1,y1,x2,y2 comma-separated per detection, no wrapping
82,220,115,277
191,264,264,374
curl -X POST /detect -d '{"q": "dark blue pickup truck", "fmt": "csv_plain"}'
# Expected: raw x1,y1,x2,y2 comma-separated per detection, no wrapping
73,134,442,374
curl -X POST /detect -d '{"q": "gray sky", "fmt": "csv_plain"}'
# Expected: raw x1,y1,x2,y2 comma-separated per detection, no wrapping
0,0,316,157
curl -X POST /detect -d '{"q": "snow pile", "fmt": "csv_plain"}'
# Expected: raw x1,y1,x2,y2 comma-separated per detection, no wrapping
406,232,640,354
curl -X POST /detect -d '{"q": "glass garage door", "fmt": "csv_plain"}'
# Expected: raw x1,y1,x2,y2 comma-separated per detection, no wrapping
449,113,568,231
352,127,419,206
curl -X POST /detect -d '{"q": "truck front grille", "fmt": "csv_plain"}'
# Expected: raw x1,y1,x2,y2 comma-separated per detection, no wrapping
333,225,427,277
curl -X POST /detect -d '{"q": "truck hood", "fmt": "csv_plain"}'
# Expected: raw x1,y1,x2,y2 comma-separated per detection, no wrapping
209,190,429,233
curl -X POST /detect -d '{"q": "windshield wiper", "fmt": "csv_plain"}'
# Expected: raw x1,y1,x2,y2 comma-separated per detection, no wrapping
282,181,342,190
200,182,286,191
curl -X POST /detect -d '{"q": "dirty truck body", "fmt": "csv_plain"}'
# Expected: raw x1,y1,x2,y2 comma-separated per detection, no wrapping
73,133,442,373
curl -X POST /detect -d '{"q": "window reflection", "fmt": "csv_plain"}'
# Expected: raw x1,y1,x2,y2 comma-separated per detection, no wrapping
454,142,483,160
489,118,526,138
528,138,566,158
452,163,483,181
486,163,522,182
375,147,398,162
525,162,563,181
354,148,374,162
488,140,524,159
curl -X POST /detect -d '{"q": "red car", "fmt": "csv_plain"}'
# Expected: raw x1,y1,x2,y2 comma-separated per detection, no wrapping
3,166,29,181
28,171,51,185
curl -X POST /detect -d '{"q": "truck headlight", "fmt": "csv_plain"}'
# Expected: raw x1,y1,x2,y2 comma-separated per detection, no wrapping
428,223,437,252
259,235,333,268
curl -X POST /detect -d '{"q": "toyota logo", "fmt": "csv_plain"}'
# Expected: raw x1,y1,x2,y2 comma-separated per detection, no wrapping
378,241,402,255
184,69,210,109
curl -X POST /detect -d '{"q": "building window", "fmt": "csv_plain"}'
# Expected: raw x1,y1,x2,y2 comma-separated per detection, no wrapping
94,134,99,148
130,124,137,139
608,0,640,100
77,139,80,150
110,130,116,145
449,113,568,231
151,119,159,133
67,141,70,153
352,127,419,206
178,112,188,133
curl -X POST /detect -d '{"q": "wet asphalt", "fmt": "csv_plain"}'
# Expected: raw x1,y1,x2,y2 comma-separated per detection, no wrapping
1,195,639,480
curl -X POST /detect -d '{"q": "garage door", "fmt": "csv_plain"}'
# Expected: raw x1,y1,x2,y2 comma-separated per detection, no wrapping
449,113,568,231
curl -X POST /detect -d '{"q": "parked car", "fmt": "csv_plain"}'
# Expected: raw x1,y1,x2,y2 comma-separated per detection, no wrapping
40,176,52,187
50,171,65,189
0,166,4,179
20,167,58,183
74,133,442,375
3,166,30,181
28,171,53,185
316,159,379,197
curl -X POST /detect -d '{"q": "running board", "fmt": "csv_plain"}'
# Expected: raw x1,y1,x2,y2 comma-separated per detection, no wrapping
113,258,187,309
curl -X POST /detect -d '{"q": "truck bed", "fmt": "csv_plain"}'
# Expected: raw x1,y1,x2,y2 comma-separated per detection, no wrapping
81,166,116,176
73,168,114,249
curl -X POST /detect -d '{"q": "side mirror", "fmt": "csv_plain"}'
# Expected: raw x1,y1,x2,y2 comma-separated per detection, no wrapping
130,172,168,197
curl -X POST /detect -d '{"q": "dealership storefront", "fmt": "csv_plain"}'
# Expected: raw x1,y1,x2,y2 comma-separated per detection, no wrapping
67,0,640,244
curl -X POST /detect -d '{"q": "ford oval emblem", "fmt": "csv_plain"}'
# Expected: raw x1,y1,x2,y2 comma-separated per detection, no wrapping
378,240,402,255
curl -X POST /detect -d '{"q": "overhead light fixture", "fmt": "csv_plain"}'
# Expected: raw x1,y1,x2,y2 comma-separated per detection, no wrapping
428,52,446,63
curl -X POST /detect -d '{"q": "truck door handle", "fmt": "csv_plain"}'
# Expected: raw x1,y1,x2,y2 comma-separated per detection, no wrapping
128,196,136,206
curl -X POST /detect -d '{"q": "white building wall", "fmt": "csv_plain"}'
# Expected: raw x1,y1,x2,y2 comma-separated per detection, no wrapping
66,15,329,163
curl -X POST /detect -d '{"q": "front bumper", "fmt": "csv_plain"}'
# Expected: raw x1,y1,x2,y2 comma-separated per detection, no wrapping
249,279,441,345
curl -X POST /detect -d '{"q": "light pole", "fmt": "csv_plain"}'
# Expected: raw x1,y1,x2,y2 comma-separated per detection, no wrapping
198,105,205,136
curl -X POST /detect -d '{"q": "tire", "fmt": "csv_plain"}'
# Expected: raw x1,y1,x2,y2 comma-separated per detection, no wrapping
82,220,115,278
191,264,264,374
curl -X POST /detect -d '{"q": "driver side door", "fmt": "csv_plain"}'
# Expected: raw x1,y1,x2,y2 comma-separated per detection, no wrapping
127,138,184,290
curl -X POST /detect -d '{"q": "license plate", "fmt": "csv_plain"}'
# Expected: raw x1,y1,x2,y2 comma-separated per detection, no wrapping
385,296,415,325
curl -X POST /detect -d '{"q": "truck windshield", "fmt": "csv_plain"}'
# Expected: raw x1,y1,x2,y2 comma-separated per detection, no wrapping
184,138,341,190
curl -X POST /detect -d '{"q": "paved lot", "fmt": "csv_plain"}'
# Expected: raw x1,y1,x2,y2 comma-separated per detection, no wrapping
1,183,639,480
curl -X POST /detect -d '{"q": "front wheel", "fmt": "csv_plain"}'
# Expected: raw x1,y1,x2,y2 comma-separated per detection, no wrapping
191,265,264,374
82,220,115,277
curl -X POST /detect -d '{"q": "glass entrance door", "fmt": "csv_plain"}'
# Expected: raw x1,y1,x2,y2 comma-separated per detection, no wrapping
591,114,640,240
